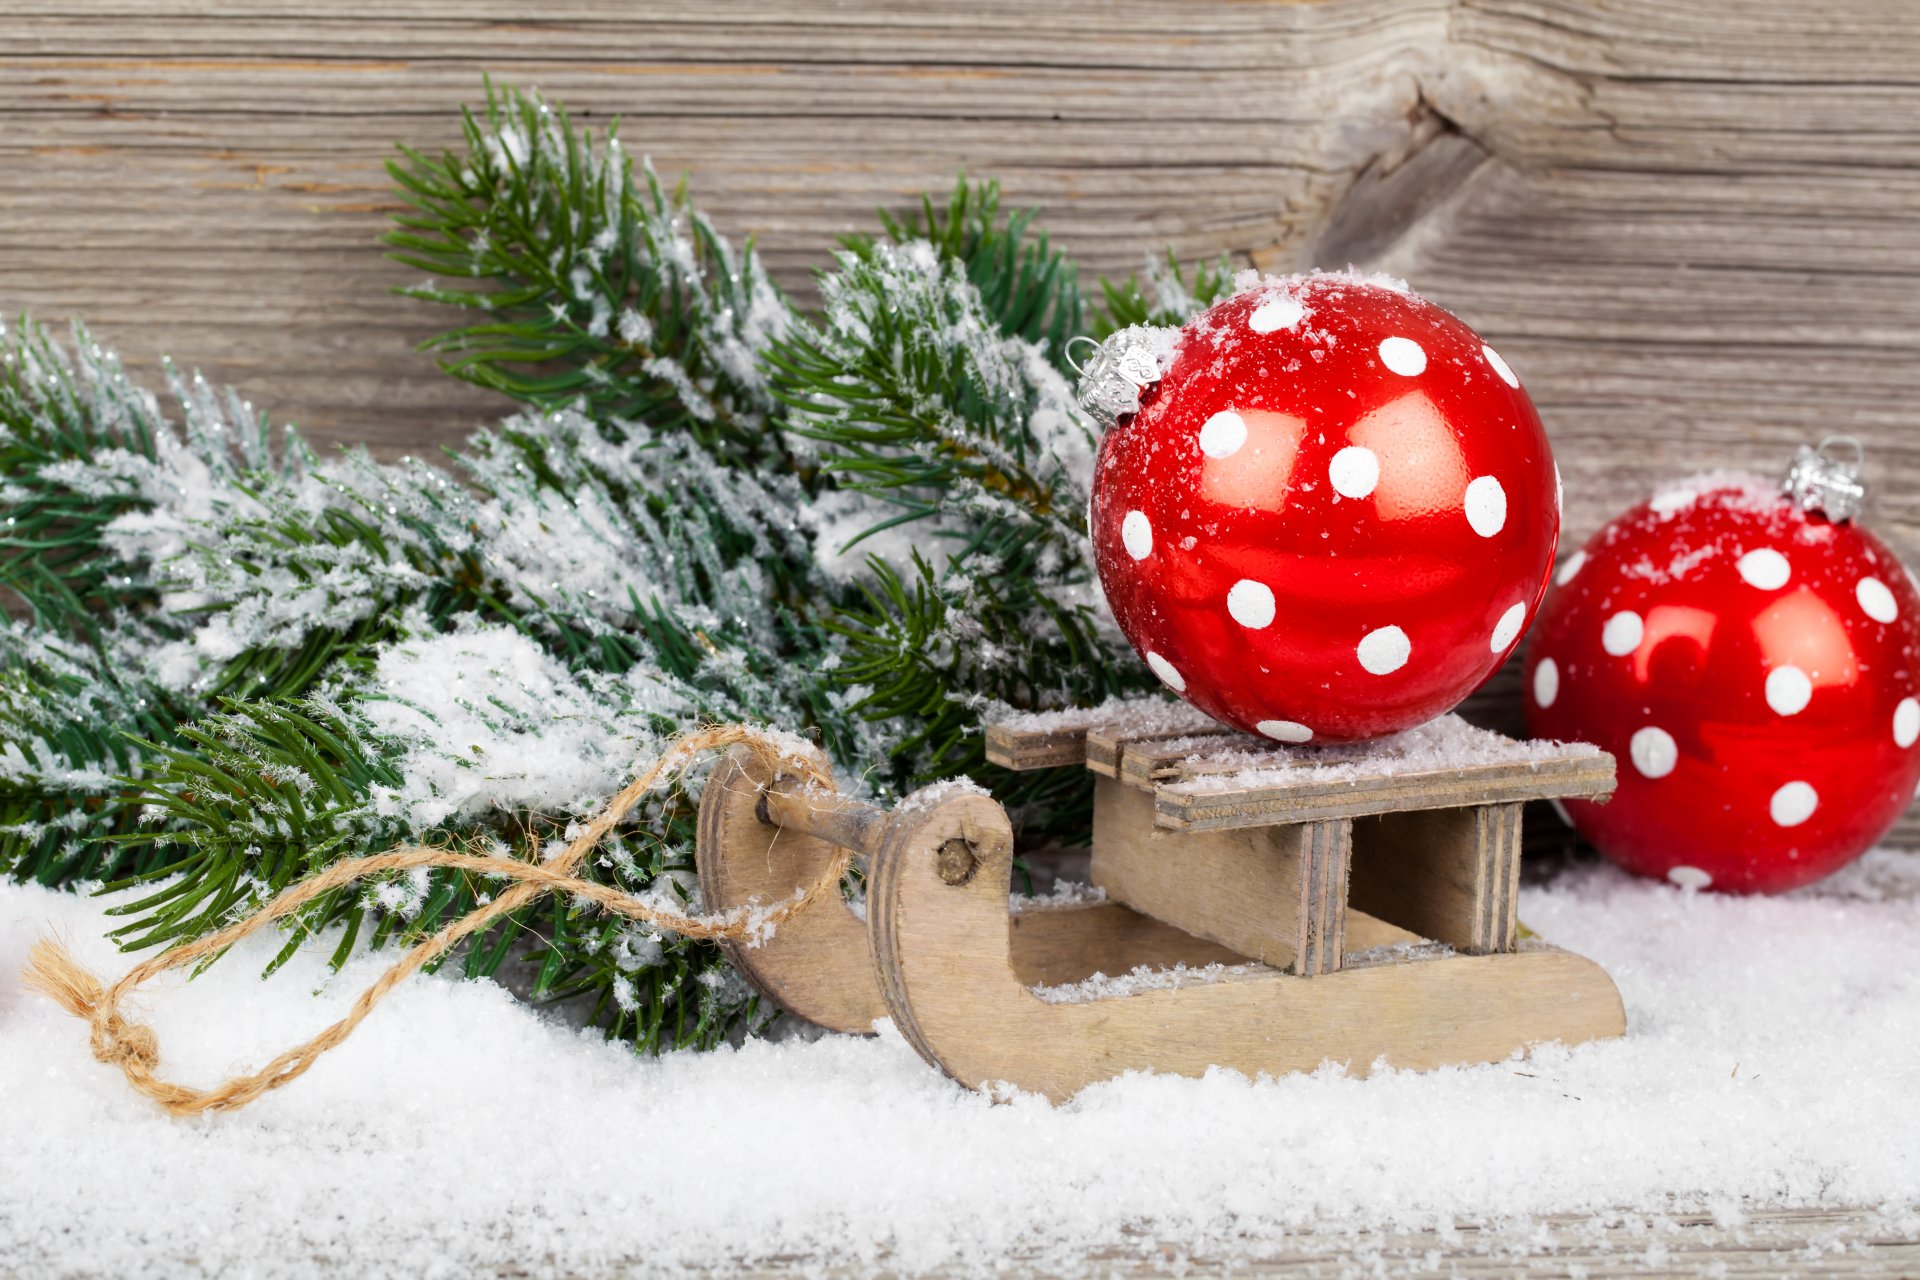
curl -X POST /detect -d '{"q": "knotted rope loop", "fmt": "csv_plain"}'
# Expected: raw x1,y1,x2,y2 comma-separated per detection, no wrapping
23,724,840,1117
94,1015,161,1071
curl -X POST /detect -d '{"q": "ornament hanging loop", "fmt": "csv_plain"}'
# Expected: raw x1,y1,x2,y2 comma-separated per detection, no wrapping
1070,326,1171,430
1783,434,1867,523
1063,335,1101,377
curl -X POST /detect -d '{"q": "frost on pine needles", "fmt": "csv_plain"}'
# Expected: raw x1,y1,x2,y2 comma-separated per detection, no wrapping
2,80,1229,1052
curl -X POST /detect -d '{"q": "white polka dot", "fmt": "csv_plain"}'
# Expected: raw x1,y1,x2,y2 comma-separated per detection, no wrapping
1328,446,1380,499
1533,656,1560,708
1490,602,1527,653
1248,295,1305,334
1765,665,1812,717
1770,781,1818,828
1377,336,1427,377
1667,865,1712,890
1737,548,1790,591
1857,576,1898,624
1896,697,1920,748
1464,476,1507,537
1198,410,1247,459
1483,344,1519,388
1601,610,1644,657
1630,726,1677,779
1227,579,1276,630
1555,550,1587,586
1144,651,1185,693
1357,625,1411,675
1120,510,1153,561
1257,719,1313,744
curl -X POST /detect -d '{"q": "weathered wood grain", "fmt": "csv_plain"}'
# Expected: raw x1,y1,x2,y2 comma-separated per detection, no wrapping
722,1207,1920,1277
8,3,1919,851
8,1,1918,538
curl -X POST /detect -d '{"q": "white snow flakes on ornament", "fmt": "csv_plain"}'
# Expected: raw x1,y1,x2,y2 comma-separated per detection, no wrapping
1490,602,1527,653
1666,864,1713,890
1144,650,1186,693
1765,665,1813,717
1377,335,1427,377
1649,487,1698,517
1463,476,1507,537
1556,549,1587,586
1770,780,1819,828
1198,410,1248,459
1327,445,1380,499
1357,625,1411,675
1737,548,1791,591
1630,726,1678,779
1227,579,1277,630
1247,294,1306,334
1895,697,1920,749
1121,510,1153,561
1482,344,1519,388
1857,576,1898,623
1533,656,1560,708
1256,719,1314,743
1601,610,1644,657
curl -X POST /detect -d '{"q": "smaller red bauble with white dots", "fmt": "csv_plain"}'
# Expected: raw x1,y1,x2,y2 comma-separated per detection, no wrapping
1524,451,1920,893
1083,271,1559,743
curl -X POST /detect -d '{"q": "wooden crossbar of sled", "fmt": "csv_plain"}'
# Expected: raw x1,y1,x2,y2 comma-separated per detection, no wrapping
696,703,1626,1102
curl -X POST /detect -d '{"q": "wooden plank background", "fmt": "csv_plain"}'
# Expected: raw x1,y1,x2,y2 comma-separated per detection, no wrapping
4,5,1919,1270
9,0,1920,853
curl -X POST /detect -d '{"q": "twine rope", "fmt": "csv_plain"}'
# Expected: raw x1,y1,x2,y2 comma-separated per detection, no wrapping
22,724,843,1117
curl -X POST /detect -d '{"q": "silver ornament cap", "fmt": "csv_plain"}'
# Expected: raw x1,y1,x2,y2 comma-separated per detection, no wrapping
1782,435,1866,523
1067,326,1173,430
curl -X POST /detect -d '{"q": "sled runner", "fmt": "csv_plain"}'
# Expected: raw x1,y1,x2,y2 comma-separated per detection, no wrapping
697,701,1626,1101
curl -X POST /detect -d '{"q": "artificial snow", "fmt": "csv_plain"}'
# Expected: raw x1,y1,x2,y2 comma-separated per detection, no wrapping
5,855,1920,1276
1030,959,1267,1004
1163,713,1603,794
984,694,1221,738
1006,878,1108,914
359,623,675,830
983,704,1601,796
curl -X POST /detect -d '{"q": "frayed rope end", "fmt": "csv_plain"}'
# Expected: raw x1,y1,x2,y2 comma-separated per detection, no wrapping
22,937,105,1021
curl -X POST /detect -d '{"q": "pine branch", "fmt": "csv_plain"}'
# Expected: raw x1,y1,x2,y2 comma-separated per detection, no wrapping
387,80,793,460
0,323,798,1050
768,186,1155,811
103,691,764,1050
0,320,304,886
3,81,1244,1061
864,178,1085,371
1096,250,1235,334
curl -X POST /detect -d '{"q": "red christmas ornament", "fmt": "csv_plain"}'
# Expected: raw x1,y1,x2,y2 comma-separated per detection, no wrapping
1524,446,1920,893
1080,271,1559,742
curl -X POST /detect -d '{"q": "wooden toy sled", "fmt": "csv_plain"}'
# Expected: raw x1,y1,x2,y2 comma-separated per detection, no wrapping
697,702,1626,1101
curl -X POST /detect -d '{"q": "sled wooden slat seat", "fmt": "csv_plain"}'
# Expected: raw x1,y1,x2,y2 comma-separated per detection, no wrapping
987,701,1616,973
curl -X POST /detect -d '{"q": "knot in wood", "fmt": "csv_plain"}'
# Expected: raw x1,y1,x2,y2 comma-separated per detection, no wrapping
934,837,978,886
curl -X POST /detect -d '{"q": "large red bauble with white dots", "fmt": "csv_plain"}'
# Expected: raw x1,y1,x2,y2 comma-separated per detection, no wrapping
1524,474,1920,894
1090,272,1559,742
